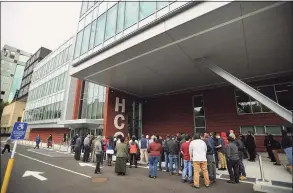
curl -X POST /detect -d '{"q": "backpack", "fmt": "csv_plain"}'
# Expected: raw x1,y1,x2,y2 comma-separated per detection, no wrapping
129,143,138,154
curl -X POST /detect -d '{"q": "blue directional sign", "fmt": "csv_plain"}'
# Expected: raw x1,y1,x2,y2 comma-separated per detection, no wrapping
10,122,28,140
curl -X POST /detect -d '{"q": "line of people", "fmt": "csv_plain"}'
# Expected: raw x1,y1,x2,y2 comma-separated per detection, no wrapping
68,129,292,189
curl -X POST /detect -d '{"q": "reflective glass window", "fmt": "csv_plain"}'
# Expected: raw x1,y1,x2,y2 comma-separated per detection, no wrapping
240,126,255,134
275,83,293,111
93,7,98,20
235,90,252,114
98,2,107,16
80,24,91,55
116,1,125,33
139,1,156,20
74,30,84,58
157,1,169,10
94,13,106,46
105,4,118,40
88,1,94,9
125,2,139,29
266,126,282,135
89,20,97,50
80,1,88,16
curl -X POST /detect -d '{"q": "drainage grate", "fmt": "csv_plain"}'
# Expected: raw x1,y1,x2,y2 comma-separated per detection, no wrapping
92,177,108,183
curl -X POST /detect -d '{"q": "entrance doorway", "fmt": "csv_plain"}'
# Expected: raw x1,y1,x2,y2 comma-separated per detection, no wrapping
127,102,142,138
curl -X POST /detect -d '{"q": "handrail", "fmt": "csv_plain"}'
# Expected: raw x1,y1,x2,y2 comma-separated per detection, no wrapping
257,154,267,182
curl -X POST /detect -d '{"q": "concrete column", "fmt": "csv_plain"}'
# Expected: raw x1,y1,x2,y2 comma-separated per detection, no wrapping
197,58,292,123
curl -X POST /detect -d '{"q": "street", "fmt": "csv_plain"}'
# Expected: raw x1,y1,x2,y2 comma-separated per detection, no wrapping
1,144,258,193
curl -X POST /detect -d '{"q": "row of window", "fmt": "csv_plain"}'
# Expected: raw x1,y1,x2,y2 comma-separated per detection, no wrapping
80,98,104,119
80,1,97,17
235,83,293,114
21,74,32,88
23,61,36,78
23,101,62,122
19,85,29,98
74,1,172,59
28,72,67,101
79,81,106,119
240,125,285,135
31,46,71,83
25,51,39,68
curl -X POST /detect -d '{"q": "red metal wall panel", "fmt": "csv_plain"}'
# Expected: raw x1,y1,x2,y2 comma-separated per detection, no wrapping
104,77,291,151
29,128,69,144
104,89,138,137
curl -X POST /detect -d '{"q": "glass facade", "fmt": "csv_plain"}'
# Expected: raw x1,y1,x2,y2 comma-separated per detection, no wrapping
73,0,192,60
8,65,24,102
235,82,293,114
80,81,106,119
23,39,73,122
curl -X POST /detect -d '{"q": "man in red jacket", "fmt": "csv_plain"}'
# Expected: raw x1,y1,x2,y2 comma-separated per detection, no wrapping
180,135,192,184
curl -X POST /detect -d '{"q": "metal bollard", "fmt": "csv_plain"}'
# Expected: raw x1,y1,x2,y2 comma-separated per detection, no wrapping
258,154,267,182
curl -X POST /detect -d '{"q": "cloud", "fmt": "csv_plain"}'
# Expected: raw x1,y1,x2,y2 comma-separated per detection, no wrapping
1,2,81,54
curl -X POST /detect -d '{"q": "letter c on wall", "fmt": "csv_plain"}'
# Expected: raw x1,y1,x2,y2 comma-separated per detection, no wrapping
114,114,125,130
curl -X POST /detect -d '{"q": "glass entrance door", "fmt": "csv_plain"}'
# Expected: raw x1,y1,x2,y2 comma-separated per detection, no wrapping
127,101,142,138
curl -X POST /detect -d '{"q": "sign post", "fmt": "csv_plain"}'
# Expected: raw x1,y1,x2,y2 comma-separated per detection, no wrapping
1,122,27,193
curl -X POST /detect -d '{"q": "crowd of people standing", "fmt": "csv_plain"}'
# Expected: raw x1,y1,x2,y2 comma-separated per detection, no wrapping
67,129,292,189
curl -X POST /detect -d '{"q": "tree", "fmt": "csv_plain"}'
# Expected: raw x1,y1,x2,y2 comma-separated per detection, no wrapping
0,101,9,118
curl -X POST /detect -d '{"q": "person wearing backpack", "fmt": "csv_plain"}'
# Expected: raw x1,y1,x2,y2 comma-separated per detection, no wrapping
129,136,139,168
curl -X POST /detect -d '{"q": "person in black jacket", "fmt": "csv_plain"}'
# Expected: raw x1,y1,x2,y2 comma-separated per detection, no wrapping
281,130,292,167
167,136,180,175
264,133,275,162
268,135,281,166
239,135,248,159
245,131,256,162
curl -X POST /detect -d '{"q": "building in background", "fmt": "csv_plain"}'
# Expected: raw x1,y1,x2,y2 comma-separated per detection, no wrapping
17,47,52,101
1,45,31,102
0,100,26,135
22,38,74,143
68,1,293,151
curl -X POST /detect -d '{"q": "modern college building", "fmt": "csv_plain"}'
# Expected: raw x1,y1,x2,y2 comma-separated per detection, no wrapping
1,45,31,102
68,1,292,151
19,1,292,151
17,47,52,101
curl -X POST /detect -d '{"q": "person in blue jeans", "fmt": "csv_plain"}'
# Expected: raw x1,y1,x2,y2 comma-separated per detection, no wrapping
167,136,180,175
148,136,163,179
281,130,293,167
180,135,193,183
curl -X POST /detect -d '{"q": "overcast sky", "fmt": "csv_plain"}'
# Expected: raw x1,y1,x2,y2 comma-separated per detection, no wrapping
1,2,81,54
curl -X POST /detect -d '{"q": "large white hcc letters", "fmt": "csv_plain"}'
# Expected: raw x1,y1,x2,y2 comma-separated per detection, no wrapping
115,97,125,113
114,97,126,131
114,114,125,130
